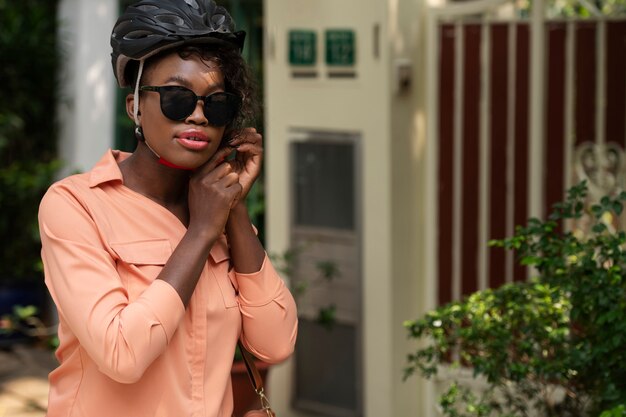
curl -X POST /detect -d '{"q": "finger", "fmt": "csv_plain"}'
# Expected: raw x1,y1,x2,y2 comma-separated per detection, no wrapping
192,161,231,184
233,148,262,169
239,127,257,134
229,129,262,147
219,171,240,188
194,146,234,176
234,143,263,155
211,162,235,179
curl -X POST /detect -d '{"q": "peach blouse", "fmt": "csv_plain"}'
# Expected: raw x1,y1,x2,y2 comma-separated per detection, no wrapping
38,150,297,417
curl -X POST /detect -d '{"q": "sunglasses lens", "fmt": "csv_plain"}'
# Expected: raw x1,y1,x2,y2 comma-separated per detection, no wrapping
155,87,241,125
160,87,197,121
204,93,241,127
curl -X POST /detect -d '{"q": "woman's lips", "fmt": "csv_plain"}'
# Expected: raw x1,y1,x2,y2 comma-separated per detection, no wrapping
176,137,210,150
176,130,209,151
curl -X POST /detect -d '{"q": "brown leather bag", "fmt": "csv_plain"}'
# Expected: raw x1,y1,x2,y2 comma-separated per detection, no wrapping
239,342,277,417
243,409,275,417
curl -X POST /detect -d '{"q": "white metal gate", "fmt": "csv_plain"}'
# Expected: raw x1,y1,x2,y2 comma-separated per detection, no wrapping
424,0,626,305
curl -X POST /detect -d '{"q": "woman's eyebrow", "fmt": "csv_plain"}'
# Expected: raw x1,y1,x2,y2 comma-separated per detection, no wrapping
162,76,225,92
163,75,192,86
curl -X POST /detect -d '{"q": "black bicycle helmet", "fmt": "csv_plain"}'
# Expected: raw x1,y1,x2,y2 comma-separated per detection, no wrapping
111,0,246,87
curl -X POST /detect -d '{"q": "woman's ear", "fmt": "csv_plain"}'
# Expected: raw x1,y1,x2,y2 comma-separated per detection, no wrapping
125,92,140,122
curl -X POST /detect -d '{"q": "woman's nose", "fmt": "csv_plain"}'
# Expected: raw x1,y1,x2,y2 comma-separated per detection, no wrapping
185,99,208,125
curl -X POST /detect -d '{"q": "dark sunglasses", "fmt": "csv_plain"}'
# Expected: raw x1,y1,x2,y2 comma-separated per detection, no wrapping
140,85,241,126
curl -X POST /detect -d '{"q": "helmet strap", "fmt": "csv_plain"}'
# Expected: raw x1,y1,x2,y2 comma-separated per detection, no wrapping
133,60,144,127
133,60,160,160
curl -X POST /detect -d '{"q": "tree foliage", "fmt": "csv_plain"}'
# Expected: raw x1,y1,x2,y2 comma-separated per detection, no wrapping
0,0,60,284
517,0,626,17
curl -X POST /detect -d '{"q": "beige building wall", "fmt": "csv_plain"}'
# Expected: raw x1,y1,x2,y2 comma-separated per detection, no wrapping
388,0,436,415
264,0,432,415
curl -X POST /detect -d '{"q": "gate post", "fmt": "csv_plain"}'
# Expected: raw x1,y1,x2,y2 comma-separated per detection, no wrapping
529,0,546,219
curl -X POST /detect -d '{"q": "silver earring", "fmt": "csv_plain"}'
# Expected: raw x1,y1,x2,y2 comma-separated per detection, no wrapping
134,126,144,141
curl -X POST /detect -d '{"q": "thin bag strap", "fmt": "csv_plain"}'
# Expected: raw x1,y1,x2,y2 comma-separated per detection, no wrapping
237,342,275,416
238,341,264,393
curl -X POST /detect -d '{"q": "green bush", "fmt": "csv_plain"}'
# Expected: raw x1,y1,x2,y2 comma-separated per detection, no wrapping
0,0,60,285
600,405,626,417
404,181,626,416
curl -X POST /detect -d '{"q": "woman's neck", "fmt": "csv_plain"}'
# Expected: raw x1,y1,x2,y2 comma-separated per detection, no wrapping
118,144,189,207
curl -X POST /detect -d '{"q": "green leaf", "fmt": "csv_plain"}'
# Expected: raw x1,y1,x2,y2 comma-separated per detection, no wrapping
593,223,608,234
13,305,37,320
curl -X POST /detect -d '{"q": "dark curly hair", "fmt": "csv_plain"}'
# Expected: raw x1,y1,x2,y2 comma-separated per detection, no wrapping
124,45,259,135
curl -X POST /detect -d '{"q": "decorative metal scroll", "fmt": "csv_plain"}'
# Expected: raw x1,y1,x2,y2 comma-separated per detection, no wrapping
574,141,625,200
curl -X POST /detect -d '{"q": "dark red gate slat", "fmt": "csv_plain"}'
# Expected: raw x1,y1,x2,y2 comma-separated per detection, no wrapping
489,23,509,289
545,23,567,217
438,24,456,305
461,24,481,297
606,21,626,148
575,22,597,146
513,23,530,282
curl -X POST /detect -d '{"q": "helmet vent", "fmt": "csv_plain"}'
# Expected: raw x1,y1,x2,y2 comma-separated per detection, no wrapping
210,14,226,28
124,30,154,40
155,14,185,26
112,20,132,36
184,0,200,10
136,5,159,11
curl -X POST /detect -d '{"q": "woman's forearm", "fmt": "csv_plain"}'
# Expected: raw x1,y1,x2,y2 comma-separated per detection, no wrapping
225,202,265,273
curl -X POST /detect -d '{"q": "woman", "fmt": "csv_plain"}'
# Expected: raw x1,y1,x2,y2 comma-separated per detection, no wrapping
38,1,297,416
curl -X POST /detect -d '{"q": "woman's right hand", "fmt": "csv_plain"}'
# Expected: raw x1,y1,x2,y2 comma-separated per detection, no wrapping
188,146,242,239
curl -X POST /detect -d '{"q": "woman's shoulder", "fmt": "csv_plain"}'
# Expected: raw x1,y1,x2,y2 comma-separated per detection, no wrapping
39,176,84,219
44,148,125,201
38,169,113,239
43,171,92,202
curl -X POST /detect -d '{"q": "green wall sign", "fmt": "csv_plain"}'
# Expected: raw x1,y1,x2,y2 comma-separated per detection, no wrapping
325,29,355,66
289,30,317,66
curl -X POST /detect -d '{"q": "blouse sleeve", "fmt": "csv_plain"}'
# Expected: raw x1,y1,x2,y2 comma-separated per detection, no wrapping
39,183,185,384
235,256,298,364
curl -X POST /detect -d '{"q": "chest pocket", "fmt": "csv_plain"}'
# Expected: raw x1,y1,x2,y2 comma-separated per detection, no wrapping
210,237,239,309
110,239,172,301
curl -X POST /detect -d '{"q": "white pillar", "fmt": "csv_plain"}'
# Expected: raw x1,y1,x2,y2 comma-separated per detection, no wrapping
58,0,117,176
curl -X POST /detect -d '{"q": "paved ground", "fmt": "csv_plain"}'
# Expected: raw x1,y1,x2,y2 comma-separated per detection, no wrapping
0,344,54,417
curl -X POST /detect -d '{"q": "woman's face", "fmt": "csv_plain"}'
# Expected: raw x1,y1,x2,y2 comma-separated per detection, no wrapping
129,51,228,169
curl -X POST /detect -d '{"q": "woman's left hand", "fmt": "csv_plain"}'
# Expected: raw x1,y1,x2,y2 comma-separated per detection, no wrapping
227,127,263,201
